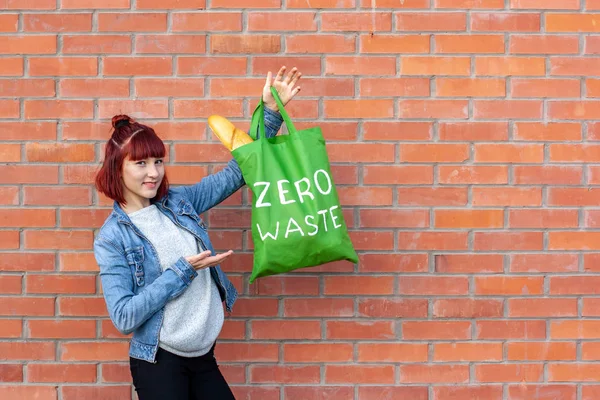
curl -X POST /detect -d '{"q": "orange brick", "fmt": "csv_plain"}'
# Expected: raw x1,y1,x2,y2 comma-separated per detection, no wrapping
360,34,430,53
438,165,508,184
433,299,504,317
474,232,544,250
211,34,280,54
471,12,540,31
286,34,355,53
511,35,579,54
28,363,96,383
436,78,505,97
434,343,503,362
135,34,206,53
248,12,317,31
322,12,392,31
326,56,396,75
436,0,504,8
0,35,56,54
23,13,92,32
172,12,242,31
436,34,504,53
63,35,131,54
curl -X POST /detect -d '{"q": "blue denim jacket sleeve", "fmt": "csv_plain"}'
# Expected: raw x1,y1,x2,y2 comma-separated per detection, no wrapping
183,107,283,214
94,237,198,335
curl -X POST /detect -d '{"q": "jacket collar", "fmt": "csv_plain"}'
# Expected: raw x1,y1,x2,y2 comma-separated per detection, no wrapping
112,194,189,223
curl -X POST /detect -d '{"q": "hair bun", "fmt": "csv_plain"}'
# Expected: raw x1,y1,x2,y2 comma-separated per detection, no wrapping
112,115,132,129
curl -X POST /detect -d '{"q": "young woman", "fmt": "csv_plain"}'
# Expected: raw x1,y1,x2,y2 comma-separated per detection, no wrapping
93,67,301,400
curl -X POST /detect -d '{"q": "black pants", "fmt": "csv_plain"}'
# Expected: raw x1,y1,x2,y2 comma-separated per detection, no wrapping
129,346,236,400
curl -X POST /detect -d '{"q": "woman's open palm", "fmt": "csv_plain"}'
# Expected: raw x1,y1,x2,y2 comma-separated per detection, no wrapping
263,66,302,112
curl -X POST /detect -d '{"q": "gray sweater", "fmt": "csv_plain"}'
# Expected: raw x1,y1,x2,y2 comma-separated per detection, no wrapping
128,205,224,357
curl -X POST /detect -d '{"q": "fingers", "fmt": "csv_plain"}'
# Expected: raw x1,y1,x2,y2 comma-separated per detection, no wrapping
291,86,301,97
264,71,272,88
284,67,298,85
188,250,233,270
274,66,286,83
289,70,302,87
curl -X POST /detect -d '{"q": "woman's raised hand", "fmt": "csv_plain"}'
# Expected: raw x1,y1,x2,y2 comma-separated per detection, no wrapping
263,66,302,112
185,250,233,270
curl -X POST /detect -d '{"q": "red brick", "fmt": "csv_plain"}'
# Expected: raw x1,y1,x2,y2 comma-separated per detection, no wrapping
548,364,600,382
211,34,280,54
28,363,97,383
324,275,394,295
172,12,242,31
435,254,504,273
434,343,503,362
322,12,392,31
0,364,23,382
0,276,22,294
284,343,353,363
284,298,353,317
436,0,504,8
26,274,96,294
439,166,507,184
399,100,468,119
286,34,355,53
364,166,433,185
358,298,428,318
0,35,56,54
215,343,278,362
285,386,354,400
399,277,469,295
137,0,205,7
511,254,579,273
61,342,129,361
0,297,55,316
0,319,22,338
437,77,505,97
60,79,129,97
0,386,57,400
433,299,504,318
61,0,129,7
248,12,317,31
63,35,131,54
402,56,470,75
326,365,394,384
101,363,131,383
398,232,469,251
471,12,540,32
25,100,93,119
29,319,96,339
398,187,468,206
0,57,23,76
436,34,504,53
475,56,545,76
434,386,503,400
358,343,428,362
0,209,55,228
250,365,320,384
511,35,579,54
103,57,172,76
509,298,578,317
61,386,131,400
510,209,578,228
508,342,577,361
358,254,428,273
476,364,543,383
400,364,469,383
397,12,465,31
508,385,576,400
403,321,471,340
0,79,54,97
476,320,546,339
0,342,55,361
251,320,321,340
23,13,92,32
326,321,395,340
475,276,544,295
24,230,93,250
58,297,108,317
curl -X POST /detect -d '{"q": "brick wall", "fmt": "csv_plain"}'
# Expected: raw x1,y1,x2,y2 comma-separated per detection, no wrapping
1,0,599,399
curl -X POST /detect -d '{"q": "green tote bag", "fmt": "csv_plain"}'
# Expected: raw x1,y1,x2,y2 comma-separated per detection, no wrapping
232,87,358,283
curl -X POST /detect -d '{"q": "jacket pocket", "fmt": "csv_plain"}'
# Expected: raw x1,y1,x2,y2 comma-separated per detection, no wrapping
125,247,145,287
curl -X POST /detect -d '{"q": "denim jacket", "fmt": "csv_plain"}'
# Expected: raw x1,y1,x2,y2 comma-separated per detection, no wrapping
94,108,283,362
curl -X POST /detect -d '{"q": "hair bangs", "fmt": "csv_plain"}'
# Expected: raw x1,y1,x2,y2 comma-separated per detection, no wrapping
123,127,166,162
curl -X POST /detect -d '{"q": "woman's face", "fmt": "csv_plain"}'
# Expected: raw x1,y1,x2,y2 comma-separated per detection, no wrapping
121,156,165,211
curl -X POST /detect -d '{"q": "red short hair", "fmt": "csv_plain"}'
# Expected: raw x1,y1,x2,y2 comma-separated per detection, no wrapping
95,115,169,205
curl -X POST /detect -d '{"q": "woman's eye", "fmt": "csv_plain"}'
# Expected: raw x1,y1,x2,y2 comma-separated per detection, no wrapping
136,161,146,166
156,159,163,165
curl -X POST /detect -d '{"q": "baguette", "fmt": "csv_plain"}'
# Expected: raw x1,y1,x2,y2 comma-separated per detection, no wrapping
208,115,254,151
